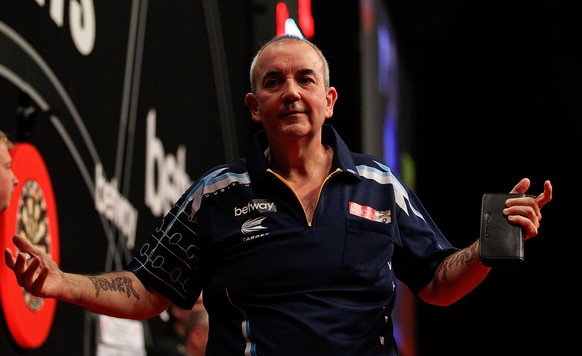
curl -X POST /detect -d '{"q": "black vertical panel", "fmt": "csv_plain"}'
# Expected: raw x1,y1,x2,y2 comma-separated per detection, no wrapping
311,1,362,152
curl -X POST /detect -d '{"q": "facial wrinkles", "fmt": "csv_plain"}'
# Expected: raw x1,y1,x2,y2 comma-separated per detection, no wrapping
256,42,327,125
280,101,307,118
260,42,322,87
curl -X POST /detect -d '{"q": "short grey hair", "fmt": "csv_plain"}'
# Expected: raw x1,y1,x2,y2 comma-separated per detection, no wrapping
248,35,331,93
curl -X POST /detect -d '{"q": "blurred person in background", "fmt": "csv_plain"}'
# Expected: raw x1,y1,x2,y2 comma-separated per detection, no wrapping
0,130,18,212
182,307,209,356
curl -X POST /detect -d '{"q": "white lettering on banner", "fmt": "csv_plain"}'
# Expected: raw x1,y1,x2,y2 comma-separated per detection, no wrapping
94,164,139,248
35,0,96,55
234,200,277,216
69,0,96,54
145,109,192,217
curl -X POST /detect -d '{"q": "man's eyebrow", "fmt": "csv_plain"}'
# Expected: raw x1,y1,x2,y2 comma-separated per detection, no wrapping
297,68,316,76
263,70,282,78
263,68,317,78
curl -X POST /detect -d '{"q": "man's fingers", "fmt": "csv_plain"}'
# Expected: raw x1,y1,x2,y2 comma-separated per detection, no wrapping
12,235,33,253
4,248,16,269
30,267,49,295
13,252,28,271
536,180,553,209
509,178,530,195
23,257,41,282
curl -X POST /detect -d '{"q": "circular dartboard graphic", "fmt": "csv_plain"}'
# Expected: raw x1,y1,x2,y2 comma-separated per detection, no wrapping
0,143,60,349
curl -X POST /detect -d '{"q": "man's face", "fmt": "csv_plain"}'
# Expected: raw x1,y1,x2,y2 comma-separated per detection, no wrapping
0,141,18,212
245,40,337,141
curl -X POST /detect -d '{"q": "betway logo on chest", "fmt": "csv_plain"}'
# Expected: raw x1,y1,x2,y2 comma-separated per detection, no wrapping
234,199,277,216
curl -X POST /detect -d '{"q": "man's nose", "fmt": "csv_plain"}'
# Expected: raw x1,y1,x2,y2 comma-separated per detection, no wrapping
282,80,300,101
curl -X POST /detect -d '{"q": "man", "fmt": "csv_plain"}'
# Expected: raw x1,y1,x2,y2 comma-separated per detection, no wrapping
4,35,553,355
0,130,18,212
147,296,206,356
182,308,209,356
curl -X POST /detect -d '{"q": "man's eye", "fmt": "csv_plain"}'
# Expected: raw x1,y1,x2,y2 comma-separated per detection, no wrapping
265,79,279,87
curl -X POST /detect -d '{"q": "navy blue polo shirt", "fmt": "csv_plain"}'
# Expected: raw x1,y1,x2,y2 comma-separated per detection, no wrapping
128,125,457,355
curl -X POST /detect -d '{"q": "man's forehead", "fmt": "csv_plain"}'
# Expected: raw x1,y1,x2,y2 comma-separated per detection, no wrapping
258,42,321,71
265,39,316,56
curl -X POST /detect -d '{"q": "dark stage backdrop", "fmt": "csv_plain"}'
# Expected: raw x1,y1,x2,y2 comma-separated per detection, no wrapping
384,1,578,355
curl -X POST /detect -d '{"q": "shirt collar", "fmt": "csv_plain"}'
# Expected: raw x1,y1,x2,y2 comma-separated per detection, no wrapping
246,124,360,185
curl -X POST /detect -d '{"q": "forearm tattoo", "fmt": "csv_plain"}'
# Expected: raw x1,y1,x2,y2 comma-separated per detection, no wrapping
88,276,140,300
439,243,478,280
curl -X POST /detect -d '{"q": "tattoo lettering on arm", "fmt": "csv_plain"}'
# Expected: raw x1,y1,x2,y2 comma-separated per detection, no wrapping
88,276,141,300
439,243,478,280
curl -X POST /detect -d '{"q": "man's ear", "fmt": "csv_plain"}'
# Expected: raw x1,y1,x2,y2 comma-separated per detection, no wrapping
245,93,261,123
325,86,338,118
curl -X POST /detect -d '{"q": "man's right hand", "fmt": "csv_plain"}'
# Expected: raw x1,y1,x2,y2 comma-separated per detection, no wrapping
4,234,64,299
